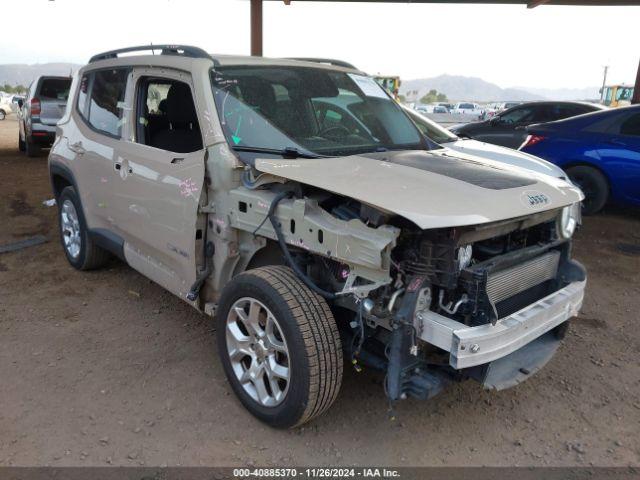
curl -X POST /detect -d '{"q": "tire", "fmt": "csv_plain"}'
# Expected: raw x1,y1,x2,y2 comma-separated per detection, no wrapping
0,110,6,121
566,165,609,215
25,137,41,157
58,186,110,270
216,266,343,428
18,133,26,152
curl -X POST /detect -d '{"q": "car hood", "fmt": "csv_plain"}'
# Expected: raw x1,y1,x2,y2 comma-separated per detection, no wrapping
443,138,567,179
254,149,583,229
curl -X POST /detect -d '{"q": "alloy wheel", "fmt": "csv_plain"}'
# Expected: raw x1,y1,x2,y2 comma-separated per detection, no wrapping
60,199,81,259
226,297,290,407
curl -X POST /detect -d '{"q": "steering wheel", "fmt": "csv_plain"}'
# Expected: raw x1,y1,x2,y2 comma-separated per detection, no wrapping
319,125,351,139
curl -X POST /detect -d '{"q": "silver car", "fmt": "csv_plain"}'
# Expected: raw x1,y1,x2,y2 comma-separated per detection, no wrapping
18,75,72,156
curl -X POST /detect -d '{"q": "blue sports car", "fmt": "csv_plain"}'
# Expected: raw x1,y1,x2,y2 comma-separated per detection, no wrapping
520,105,640,214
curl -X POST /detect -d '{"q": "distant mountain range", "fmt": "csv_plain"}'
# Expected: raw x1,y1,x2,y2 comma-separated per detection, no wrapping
0,63,81,87
0,64,601,103
401,74,600,103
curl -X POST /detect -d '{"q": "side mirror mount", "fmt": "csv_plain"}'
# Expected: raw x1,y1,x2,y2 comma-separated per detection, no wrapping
490,116,501,126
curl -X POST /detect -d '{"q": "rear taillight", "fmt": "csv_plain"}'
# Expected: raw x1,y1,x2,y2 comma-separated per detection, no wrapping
520,134,546,150
30,97,41,116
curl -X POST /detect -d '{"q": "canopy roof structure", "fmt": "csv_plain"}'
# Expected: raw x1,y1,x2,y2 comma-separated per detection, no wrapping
249,0,640,103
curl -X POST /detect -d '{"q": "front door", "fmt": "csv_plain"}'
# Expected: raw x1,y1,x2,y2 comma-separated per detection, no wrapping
480,105,539,148
114,70,206,296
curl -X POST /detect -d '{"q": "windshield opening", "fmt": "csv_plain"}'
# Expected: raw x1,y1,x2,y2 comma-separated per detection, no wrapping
210,66,428,157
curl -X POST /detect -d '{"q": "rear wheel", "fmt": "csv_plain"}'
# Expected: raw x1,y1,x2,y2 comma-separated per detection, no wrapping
58,186,110,270
216,266,343,428
0,110,6,121
25,137,41,157
566,165,609,215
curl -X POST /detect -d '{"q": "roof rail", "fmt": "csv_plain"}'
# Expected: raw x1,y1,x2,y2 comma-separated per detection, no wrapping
286,57,358,70
89,44,215,64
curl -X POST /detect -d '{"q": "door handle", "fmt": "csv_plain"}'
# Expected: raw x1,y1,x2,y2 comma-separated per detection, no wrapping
114,162,133,174
69,141,85,155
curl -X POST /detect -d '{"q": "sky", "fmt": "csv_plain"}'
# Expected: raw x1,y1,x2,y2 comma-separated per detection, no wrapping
2,0,639,89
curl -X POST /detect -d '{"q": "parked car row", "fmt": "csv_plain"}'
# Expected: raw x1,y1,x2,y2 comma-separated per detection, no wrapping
450,101,604,149
449,100,639,214
412,101,524,121
521,105,640,214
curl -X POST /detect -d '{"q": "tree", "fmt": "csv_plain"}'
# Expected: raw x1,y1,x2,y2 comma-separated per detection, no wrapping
1,84,27,94
419,89,448,105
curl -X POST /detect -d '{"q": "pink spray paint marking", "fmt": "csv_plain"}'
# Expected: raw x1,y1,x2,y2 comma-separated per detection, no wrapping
179,178,199,199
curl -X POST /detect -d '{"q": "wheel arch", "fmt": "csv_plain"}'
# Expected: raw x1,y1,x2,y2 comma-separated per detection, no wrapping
49,163,79,200
561,160,612,194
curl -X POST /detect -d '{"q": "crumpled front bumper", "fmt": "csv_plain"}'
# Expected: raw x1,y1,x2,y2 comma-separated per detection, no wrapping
415,279,586,369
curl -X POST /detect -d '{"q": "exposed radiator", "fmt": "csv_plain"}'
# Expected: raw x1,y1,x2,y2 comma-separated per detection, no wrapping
486,251,561,306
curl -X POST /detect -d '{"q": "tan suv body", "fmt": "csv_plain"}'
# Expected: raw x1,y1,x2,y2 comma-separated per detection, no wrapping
49,46,586,428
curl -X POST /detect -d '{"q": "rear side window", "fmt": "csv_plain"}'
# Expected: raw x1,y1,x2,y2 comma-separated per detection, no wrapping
620,113,640,136
38,78,71,100
77,68,129,138
77,75,89,116
549,105,586,120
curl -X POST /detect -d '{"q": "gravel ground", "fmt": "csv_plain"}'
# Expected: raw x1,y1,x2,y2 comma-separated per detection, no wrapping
0,116,639,467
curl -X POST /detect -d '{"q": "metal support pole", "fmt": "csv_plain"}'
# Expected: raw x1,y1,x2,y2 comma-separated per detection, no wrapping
250,0,263,57
600,65,609,103
632,59,640,105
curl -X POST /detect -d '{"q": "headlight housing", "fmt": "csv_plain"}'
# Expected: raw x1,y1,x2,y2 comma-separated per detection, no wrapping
557,203,581,239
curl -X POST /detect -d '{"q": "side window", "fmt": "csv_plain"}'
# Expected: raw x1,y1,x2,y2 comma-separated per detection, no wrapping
88,69,128,137
136,77,202,154
619,114,640,137
77,74,90,117
500,106,534,125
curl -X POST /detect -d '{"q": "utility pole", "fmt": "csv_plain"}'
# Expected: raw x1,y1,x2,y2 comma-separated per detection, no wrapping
600,65,609,103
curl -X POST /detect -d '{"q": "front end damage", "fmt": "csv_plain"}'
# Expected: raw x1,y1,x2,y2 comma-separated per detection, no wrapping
225,176,586,404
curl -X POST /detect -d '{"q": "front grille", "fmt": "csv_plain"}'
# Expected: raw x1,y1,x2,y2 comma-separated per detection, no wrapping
486,251,560,306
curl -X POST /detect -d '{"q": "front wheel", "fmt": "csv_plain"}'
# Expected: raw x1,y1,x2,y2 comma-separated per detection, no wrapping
216,266,343,428
0,110,6,121
566,165,609,215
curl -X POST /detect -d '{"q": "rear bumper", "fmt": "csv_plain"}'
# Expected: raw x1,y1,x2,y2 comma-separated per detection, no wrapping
30,123,56,145
416,279,586,369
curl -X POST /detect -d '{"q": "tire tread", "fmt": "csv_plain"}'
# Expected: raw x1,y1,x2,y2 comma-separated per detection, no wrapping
241,266,343,427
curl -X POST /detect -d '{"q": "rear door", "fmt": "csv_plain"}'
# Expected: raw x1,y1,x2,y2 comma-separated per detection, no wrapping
68,68,131,232
113,69,206,295
37,77,72,125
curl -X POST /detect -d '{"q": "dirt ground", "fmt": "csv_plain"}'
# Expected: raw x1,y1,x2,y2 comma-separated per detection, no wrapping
0,116,639,468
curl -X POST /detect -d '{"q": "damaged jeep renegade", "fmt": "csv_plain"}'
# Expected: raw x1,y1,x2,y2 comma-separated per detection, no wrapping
49,46,586,428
